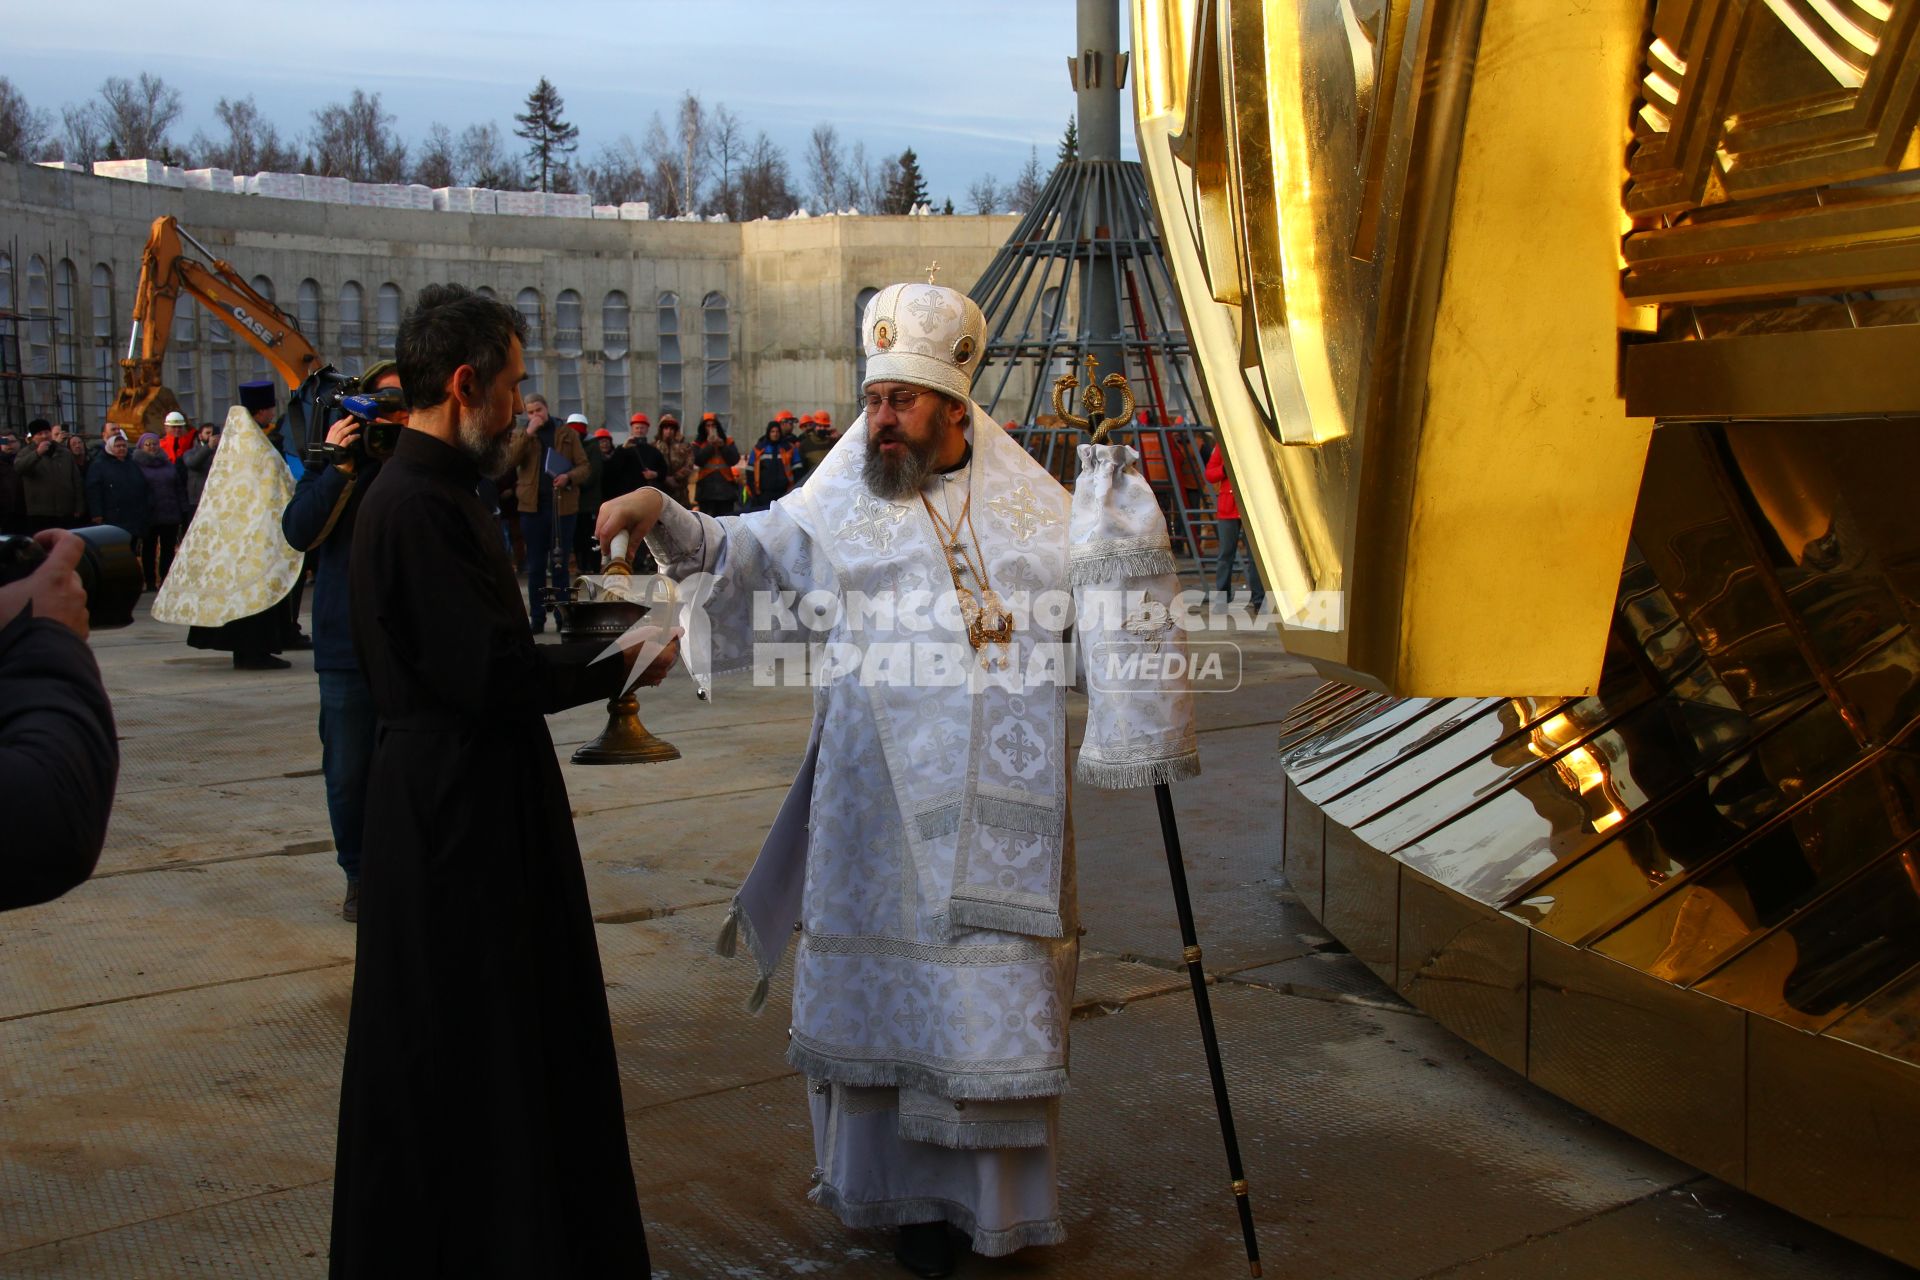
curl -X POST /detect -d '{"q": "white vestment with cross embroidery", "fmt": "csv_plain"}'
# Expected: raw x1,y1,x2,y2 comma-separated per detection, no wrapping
644,407,1079,1255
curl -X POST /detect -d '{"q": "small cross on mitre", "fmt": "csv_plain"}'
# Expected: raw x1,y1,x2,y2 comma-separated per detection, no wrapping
925,260,940,285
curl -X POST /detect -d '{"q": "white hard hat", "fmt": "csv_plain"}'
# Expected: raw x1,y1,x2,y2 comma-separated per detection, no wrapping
164,411,188,426
565,412,589,425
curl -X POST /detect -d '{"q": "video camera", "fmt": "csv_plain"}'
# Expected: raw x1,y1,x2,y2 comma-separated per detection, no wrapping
291,366,407,470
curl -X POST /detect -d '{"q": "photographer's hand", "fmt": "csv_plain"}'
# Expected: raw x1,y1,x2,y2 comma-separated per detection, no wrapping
0,532,89,640
325,416,362,474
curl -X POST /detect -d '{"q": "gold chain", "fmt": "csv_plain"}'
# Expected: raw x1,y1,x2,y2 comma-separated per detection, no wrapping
921,478,1014,669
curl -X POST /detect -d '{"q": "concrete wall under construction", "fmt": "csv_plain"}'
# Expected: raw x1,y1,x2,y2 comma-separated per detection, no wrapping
0,160,1018,434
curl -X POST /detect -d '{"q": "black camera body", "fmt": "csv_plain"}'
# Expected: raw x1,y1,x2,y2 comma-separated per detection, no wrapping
0,526,143,630
292,366,406,470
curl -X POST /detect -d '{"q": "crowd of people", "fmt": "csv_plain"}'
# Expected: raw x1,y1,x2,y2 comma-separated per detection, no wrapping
0,411,223,593
484,403,843,626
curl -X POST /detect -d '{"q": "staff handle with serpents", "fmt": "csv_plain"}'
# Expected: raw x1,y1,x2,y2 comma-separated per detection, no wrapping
1052,353,1136,443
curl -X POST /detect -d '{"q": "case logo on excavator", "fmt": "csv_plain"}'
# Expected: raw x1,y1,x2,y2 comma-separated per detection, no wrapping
228,304,281,347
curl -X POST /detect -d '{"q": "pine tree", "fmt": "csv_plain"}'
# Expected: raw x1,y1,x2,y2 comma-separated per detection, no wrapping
1057,115,1079,166
885,147,929,214
514,77,580,193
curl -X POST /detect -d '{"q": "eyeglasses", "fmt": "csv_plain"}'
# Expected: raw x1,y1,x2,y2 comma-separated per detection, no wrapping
863,389,931,413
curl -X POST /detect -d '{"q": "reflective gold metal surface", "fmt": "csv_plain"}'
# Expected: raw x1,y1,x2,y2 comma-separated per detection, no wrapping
1749,1015,1920,1264
1322,819,1398,983
1283,776,1326,917
1139,0,1920,1262
1132,0,1654,693
1396,868,1528,1073
1528,934,1747,1186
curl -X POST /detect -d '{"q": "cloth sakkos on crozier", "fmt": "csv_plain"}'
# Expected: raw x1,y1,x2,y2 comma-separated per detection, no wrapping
645,281,1198,1256
1068,440,1202,789
151,404,304,627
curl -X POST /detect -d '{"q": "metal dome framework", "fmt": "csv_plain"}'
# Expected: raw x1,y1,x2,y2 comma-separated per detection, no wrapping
967,159,1232,579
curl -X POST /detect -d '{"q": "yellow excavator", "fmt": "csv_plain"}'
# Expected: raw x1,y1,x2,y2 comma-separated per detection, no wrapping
107,216,323,436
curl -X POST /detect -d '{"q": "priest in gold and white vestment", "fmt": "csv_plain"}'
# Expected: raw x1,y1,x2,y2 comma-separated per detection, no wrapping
597,281,1199,1270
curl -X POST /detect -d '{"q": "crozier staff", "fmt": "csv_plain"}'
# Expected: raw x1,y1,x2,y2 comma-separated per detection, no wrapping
329,284,672,1278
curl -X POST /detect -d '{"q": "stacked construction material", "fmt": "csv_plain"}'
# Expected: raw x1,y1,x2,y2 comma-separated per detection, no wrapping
80,158,649,221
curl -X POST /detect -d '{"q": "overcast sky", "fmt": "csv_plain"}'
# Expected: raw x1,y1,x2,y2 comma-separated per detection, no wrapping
7,0,1137,203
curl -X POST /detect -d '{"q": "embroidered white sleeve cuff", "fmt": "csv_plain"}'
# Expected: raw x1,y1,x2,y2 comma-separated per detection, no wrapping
644,497,723,578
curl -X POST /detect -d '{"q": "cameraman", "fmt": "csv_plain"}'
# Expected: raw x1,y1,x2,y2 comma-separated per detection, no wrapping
282,359,404,923
0,530,116,911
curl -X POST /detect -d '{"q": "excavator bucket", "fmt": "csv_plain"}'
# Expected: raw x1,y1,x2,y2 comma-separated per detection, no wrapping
106,360,181,437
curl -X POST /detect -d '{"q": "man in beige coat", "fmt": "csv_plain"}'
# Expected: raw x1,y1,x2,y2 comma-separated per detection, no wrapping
504,393,589,632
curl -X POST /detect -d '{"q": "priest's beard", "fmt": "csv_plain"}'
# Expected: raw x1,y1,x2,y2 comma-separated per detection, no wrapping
457,408,512,477
863,427,939,500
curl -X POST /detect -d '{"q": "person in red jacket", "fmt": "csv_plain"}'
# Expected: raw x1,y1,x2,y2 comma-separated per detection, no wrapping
1205,438,1265,610
158,411,197,463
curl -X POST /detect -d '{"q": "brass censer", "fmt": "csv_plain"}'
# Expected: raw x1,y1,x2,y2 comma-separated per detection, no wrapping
557,532,681,765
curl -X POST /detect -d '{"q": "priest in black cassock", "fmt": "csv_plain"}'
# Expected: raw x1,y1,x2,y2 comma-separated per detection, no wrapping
329,284,670,1278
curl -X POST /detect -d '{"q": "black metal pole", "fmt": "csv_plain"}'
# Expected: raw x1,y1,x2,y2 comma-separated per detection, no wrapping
1154,780,1261,1276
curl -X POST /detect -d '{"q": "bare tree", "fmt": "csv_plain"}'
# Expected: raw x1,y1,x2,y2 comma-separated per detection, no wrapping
0,77,54,161
458,122,520,188
849,142,899,214
674,92,710,216
310,89,408,182
93,73,185,161
705,103,746,219
583,135,647,205
59,104,105,167
739,131,798,220
966,173,1001,215
191,95,297,173
410,123,458,187
640,112,683,215
805,123,846,212
1008,145,1045,213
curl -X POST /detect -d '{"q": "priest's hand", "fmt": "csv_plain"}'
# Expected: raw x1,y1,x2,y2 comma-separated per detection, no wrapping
595,487,666,552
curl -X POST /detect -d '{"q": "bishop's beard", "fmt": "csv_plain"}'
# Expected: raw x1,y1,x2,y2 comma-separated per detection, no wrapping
863,428,938,500
458,408,513,478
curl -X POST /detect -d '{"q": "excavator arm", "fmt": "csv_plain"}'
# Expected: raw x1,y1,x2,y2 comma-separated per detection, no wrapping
108,216,324,436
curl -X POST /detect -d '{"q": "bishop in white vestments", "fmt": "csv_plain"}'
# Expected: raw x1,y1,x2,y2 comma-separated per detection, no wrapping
598,281,1199,1276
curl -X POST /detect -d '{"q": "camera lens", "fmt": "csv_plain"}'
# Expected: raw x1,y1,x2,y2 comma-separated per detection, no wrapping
0,527,143,631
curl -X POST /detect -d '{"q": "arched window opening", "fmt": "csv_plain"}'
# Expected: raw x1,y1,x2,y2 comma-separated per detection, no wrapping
656,291,681,420
602,291,630,353
555,289,583,353
701,291,730,419
339,281,364,350
246,274,275,383
376,283,402,355
25,256,51,380
601,291,631,426
171,304,197,419
54,261,79,400
296,279,322,338
516,288,544,352
89,264,115,425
